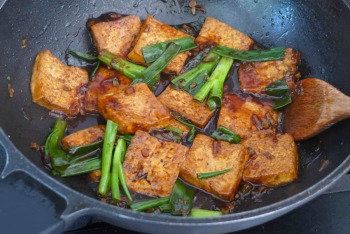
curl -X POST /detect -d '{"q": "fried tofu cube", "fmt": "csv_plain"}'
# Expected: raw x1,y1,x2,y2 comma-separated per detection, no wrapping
61,125,105,149
97,83,171,134
85,67,131,113
180,134,249,200
127,15,191,74
243,133,298,186
91,15,141,58
31,50,89,115
196,17,254,50
157,87,214,128
217,94,278,139
239,48,300,93
123,130,188,197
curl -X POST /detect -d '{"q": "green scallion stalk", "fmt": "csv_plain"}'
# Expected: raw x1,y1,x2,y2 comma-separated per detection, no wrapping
158,203,171,213
193,57,233,110
98,50,146,81
130,197,170,212
118,160,133,201
189,208,222,218
45,119,70,173
61,156,101,177
69,50,97,62
98,120,118,197
181,46,212,73
197,168,232,180
175,118,196,142
212,46,286,62
165,126,184,135
181,71,208,96
142,37,197,63
138,43,181,88
211,126,241,144
169,180,195,216
90,60,101,80
171,51,220,90
111,139,124,201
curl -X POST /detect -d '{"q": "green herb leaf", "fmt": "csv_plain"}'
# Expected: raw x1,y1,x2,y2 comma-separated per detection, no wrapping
212,46,286,62
165,126,184,135
264,79,290,97
61,156,101,177
211,126,241,144
45,119,70,172
141,42,181,88
68,140,103,156
142,37,197,63
197,168,232,180
169,180,195,216
273,92,292,109
130,197,170,212
69,50,97,62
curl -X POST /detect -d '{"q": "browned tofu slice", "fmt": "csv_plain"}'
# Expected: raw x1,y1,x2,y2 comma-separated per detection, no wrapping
91,15,141,58
61,125,105,149
127,15,191,74
239,48,300,93
157,87,214,128
97,83,171,134
123,130,188,197
180,134,249,201
84,67,131,113
196,17,254,50
243,133,298,186
217,94,278,139
31,50,89,115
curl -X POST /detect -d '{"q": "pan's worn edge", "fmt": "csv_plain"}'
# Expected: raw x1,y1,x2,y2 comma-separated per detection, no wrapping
0,0,6,10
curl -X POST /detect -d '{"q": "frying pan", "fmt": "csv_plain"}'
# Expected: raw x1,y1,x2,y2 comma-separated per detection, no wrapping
1,0,350,233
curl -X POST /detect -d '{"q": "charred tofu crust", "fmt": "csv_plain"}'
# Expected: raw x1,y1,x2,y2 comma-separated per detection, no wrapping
61,125,105,149
97,83,171,134
243,133,298,186
217,94,278,139
158,87,214,128
127,15,191,74
123,130,188,197
31,50,88,115
180,134,249,201
239,48,300,93
196,17,254,50
85,67,131,113
91,15,141,58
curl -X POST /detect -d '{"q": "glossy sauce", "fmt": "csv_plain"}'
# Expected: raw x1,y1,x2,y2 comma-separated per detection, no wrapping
58,13,285,213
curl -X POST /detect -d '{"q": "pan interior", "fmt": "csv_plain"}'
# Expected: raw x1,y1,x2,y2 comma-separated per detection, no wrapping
0,0,350,213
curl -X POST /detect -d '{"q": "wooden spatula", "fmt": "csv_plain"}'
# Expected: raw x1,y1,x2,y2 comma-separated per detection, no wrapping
284,78,350,141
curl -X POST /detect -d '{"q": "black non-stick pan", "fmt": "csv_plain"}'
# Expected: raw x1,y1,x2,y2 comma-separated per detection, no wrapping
1,0,350,233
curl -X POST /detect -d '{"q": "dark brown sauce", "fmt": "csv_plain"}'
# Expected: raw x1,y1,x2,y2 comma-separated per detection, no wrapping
57,12,288,214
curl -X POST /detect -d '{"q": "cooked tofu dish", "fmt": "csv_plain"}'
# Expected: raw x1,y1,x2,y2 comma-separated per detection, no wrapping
33,13,314,216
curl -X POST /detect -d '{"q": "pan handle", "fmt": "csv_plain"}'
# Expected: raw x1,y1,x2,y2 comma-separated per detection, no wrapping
0,129,94,233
